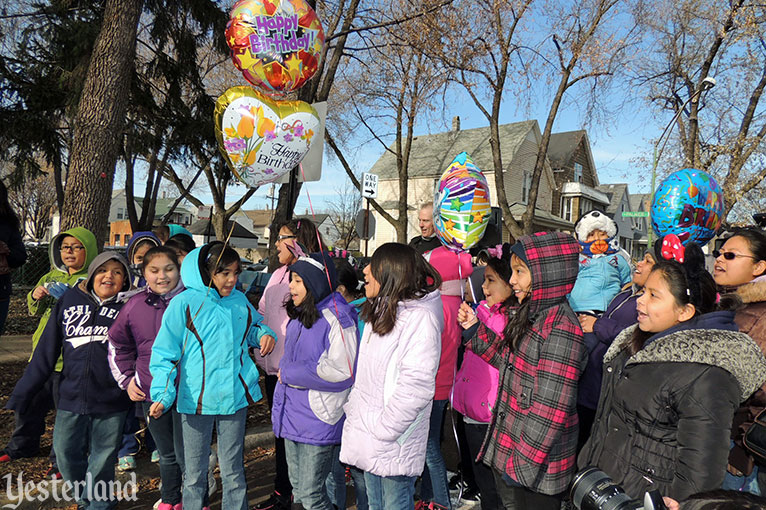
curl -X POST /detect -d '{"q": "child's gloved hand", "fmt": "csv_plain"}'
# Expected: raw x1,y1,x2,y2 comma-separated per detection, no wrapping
458,301,478,329
44,282,70,300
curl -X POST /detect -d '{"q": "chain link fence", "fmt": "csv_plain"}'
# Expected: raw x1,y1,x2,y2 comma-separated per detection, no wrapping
11,245,52,291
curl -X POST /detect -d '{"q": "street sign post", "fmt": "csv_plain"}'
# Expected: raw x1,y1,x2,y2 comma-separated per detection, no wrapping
621,211,649,218
355,207,376,257
361,173,378,199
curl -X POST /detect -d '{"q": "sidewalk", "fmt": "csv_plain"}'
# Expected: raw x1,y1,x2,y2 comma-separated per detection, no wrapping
0,335,32,363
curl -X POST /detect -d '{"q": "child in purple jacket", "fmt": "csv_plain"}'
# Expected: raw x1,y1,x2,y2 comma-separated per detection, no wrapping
107,246,187,510
272,251,359,510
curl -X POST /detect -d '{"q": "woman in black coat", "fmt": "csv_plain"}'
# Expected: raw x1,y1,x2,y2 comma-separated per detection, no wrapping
578,238,766,501
0,181,27,335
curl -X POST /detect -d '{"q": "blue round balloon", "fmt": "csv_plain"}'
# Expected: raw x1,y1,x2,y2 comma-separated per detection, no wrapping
650,168,724,245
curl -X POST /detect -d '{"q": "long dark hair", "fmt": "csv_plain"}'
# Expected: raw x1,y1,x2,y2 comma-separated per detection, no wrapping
485,243,516,312
361,243,442,336
0,181,20,232
285,283,320,328
277,218,324,253
502,251,531,352
200,242,240,290
142,246,180,272
628,240,736,354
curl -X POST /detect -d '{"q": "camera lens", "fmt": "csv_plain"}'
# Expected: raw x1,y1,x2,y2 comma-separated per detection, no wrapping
571,467,643,510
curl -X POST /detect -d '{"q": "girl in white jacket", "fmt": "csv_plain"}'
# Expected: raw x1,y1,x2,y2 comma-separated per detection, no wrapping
340,243,444,510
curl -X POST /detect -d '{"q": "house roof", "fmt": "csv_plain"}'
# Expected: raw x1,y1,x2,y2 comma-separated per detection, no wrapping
296,214,330,226
547,131,585,169
596,183,630,215
629,193,650,211
368,120,538,180
242,209,275,228
187,219,258,239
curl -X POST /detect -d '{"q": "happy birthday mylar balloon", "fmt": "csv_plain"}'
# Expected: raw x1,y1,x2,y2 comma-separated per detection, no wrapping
225,0,325,94
433,152,491,252
214,86,320,187
651,168,725,245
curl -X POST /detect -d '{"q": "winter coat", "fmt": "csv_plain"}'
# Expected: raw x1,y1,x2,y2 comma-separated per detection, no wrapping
7,252,132,415
729,277,766,474
451,301,505,423
408,235,441,255
27,227,98,372
107,282,184,400
578,286,641,410
272,292,358,446
340,290,444,477
569,253,632,313
255,265,290,375
578,313,766,501
149,244,276,415
471,231,586,496
0,221,26,300
424,246,473,400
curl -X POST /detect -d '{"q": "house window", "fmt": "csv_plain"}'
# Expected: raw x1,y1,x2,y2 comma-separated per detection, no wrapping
579,198,592,217
114,234,120,246
521,170,532,204
561,197,573,222
574,163,583,183
124,234,130,245
117,207,125,220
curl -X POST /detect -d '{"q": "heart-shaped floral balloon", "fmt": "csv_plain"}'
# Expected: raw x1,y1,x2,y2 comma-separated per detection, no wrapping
214,86,320,187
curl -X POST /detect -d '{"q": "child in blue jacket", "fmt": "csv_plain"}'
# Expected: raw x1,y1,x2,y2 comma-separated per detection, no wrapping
149,242,276,510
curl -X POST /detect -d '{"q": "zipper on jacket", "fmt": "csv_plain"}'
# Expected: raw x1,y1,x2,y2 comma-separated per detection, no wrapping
81,296,103,414
277,326,302,438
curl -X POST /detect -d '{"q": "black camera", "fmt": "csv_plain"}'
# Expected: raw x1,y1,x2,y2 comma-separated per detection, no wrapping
571,467,667,510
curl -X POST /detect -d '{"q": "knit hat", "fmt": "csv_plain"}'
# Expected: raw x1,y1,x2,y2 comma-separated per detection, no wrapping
289,252,338,303
510,240,529,267
574,210,620,256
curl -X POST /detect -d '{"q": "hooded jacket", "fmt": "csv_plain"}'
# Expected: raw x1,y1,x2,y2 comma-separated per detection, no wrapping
255,265,290,375
728,277,766,474
27,227,98,372
125,231,160,288
107,281,185,400
7,252,132,415
340,290,444,477
578,313,766,501
471,231,586,496
569,253,632,313
149,244,275,415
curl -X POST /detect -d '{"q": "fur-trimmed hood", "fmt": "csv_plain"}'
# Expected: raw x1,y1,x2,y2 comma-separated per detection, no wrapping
606,320,766,400
735,277,766,305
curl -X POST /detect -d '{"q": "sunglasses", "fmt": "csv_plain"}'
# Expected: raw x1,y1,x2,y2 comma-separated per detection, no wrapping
712,250,758,261
276,234,296,242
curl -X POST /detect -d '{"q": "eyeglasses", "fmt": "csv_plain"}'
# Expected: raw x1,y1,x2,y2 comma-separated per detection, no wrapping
60,245,85,253
276,234,296,243
712,250,758,261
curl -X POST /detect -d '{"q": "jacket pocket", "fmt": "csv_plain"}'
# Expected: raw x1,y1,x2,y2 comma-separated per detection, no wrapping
309,388,351,425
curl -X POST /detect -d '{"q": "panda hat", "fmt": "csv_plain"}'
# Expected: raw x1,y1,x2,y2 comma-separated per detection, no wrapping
574,210,620,255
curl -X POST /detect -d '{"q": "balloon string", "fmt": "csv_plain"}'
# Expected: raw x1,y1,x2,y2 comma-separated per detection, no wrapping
297,163,355,380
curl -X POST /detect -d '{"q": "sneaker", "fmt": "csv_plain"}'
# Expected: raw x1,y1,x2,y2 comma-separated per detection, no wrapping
117,455,136,472
44,465,62,480
253,490,292,509
151,449,160,463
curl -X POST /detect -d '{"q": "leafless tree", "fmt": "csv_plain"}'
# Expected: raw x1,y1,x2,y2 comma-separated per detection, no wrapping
326,179,363,249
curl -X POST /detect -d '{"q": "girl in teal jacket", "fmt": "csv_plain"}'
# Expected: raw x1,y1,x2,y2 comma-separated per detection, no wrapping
149,242,276,510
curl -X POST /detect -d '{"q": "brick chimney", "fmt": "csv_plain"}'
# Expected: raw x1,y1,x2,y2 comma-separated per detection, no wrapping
452,116,460,132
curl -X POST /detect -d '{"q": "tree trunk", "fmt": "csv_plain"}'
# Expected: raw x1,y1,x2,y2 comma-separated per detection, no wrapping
60,0,143,247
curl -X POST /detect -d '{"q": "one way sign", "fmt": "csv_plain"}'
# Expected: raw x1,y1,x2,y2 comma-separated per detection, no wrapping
361,173,378,199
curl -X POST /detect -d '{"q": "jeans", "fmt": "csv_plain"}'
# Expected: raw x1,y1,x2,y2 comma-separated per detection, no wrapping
363,472,416,510
4,372,59,468
284,439,336,510
492,470,562,510
464,422,501,510
119,404,155,458
325,446,368,510
142,402,184,505
265,373,293,496
181,408,247,510
53,409,128,510
421,399,451,508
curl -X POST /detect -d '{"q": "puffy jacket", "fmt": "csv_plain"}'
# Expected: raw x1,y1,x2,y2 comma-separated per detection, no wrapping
569,253,632,313
451,301,506,423
472,232,586,496
7,252,132,415
423,246,473,400
0,221,26,300
340,290,444,477
149,243,276,415
578,312,766,501
728,276,766,474
255,265,290,375
27,227,98,372
107,281,184,400
579,286,642,410
272,292,358,446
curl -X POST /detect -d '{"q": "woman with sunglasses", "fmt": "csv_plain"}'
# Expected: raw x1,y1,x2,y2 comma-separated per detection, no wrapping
713,227,766,494
253,218,325,510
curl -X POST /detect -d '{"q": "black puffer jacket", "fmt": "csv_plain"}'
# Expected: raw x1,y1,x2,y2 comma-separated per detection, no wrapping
578,311,766,501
